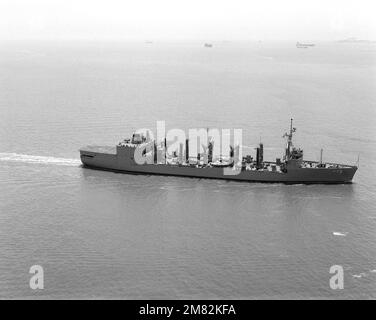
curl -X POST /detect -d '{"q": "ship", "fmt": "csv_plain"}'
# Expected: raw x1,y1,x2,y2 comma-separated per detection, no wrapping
296,42,315,48
80,119,357,184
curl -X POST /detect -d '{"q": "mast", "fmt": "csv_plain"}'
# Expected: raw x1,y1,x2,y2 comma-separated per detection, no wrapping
164,137,167,164
186,138,189,163
320,148,323,165
284,118,294,159
288,118,293,149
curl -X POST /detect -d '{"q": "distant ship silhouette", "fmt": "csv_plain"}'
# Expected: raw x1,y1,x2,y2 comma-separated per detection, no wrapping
296,42,315,48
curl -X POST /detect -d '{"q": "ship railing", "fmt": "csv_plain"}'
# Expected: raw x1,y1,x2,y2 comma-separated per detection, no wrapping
303,160,356,168
251,160,356,169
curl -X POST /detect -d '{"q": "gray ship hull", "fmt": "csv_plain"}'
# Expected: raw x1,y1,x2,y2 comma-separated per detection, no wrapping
80,146,357,184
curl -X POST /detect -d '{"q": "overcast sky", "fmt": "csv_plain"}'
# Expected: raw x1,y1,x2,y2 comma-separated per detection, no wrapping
0,0,375,41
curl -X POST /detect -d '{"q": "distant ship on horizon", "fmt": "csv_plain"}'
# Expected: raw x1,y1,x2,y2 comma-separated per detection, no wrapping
337,37,375,43
296,42,315,48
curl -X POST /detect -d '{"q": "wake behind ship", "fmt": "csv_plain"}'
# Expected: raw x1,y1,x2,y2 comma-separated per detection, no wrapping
80,120,357,184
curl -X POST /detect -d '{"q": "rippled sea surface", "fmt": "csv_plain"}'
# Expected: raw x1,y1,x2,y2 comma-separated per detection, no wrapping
0,41,375,299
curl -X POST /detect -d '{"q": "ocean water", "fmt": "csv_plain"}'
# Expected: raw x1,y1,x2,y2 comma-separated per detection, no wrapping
0,40,375,299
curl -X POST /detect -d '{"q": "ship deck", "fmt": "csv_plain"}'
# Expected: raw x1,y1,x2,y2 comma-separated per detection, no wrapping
80,145,116,155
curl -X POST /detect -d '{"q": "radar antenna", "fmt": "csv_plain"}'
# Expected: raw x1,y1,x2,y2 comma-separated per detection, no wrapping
283,118,296,159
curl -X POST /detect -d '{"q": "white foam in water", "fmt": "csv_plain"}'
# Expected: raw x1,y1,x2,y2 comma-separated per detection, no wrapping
353,272,367,278
333,232,348,237
0,153,81,167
